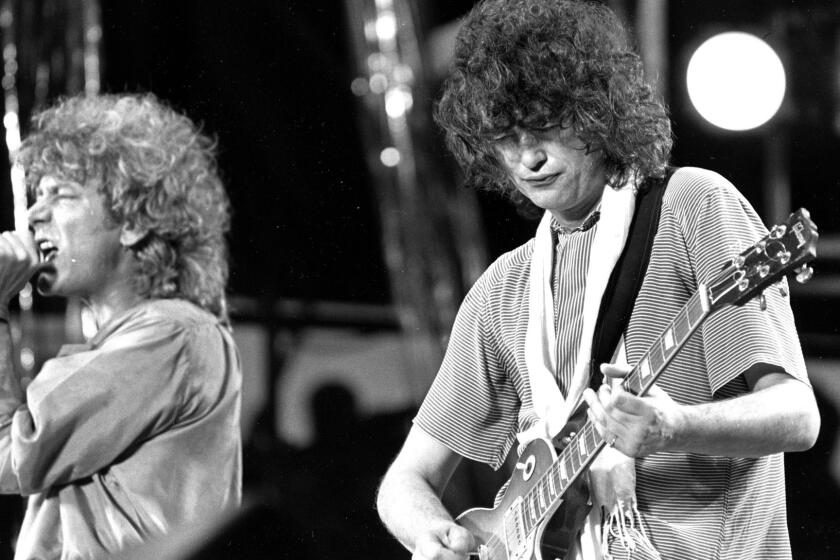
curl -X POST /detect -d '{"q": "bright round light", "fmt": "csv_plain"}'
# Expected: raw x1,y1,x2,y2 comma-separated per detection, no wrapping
385,87,413,118
380,147,400,167
687,32,786,131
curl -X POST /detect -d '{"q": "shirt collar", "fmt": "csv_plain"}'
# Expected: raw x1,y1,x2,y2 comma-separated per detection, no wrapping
549,207,601,235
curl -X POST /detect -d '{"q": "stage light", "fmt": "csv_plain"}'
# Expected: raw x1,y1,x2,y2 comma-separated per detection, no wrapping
687,32,786,131
385,87,412,118
380,147,400,167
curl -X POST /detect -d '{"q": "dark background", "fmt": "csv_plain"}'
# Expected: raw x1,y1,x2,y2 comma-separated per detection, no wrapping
0,0,839,558
97,0,840,301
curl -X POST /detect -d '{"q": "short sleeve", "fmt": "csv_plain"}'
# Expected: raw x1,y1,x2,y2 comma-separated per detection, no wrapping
414,261,522,470
672,168,808,395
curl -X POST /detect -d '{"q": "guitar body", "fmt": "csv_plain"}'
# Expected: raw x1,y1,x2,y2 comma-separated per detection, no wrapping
456,438,591,560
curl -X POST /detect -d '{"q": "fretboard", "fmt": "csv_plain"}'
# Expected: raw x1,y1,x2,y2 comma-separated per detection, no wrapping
516,286,711,534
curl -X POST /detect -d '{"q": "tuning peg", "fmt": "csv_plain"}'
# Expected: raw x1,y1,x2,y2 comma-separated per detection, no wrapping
777,250,791,265
795,265,813,284
770,224,787,239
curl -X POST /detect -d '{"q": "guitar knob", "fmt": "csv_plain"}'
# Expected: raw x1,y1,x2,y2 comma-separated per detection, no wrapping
795,265,813,284
770,224,787,239
777,250,791,265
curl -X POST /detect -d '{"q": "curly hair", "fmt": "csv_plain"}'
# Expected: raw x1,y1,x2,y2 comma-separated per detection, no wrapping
16,93,231,321
435,0,673,213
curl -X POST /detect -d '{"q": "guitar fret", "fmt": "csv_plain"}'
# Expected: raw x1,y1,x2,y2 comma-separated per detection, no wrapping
528,493,538,523
663,327,675,352
624,369,642,395
674,309,689,343
548,466,557,496
639,357,651,380
559,457,569,481
568,449,580,474
538,481,547,511
650,341,663,372
688,295,703,327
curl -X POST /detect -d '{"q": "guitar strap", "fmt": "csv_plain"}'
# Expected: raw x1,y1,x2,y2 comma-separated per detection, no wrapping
588,167,676,386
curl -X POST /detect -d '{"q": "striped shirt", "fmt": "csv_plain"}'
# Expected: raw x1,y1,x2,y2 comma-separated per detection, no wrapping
415,167,808,560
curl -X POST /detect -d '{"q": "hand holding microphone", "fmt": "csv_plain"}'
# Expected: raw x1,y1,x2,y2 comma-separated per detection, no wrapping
0,230,48,317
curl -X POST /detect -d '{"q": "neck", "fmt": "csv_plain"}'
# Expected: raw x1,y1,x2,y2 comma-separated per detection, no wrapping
82,270,143,329
549,192,603,229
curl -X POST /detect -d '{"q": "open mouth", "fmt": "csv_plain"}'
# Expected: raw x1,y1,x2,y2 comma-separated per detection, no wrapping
37,240,58,264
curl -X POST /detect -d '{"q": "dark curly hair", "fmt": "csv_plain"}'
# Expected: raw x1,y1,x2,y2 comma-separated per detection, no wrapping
435,0,672,213
17,93,232,321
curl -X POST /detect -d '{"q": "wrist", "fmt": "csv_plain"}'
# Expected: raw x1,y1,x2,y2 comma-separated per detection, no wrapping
669,403,693,452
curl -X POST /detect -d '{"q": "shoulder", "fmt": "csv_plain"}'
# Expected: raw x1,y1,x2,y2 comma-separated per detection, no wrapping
663,166,742,209
470,239,534,301
132,299,220,328
95,299,224,348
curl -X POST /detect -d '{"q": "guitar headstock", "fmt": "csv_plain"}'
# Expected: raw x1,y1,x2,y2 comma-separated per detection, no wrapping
707,208,818,310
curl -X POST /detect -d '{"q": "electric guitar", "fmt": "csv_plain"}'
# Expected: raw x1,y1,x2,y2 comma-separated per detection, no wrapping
456,208,819,560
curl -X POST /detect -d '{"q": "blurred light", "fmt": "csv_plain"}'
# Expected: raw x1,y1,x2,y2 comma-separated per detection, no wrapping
364,20,378,43
385,87,412,118
350,77,369,96
369,72,388,94
86,24,102,43
687,32,786,131
375,12,397,42
392,63,414,85
380,147,401,167
3,111,17,128
11,164,26,232
366,52,387,73
19,347,34,371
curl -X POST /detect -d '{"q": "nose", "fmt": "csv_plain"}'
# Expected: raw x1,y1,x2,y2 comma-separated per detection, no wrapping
27,198,49,228
517,130,547,171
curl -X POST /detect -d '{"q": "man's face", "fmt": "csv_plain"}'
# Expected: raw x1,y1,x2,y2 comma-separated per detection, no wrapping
28,175,126,299
492,124,607,226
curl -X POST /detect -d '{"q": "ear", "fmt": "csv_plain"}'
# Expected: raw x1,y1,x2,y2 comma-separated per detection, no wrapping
119,224,148,248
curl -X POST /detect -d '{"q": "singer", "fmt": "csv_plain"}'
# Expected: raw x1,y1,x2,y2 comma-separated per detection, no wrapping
0,93,241,558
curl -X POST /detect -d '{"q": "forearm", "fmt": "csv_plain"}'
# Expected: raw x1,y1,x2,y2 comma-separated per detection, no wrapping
0,307,23,493
670,375,819,457
377,465,456,552
0,308,24,416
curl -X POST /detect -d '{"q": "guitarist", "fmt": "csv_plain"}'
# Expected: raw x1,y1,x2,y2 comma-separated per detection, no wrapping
376,1,820,559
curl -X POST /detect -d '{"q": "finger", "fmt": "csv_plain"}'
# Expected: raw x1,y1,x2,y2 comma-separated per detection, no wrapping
444,525,475,554
414,538,446,560
600,362,632,379
597,383,612,404
1,231,37,263
583,389,610,436
608,388,649,415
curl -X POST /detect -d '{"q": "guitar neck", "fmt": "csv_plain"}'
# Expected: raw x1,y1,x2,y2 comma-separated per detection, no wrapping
518,287,712,533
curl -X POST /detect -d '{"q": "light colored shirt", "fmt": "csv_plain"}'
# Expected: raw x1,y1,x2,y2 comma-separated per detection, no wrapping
415,167,808,559
0,299,242,559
